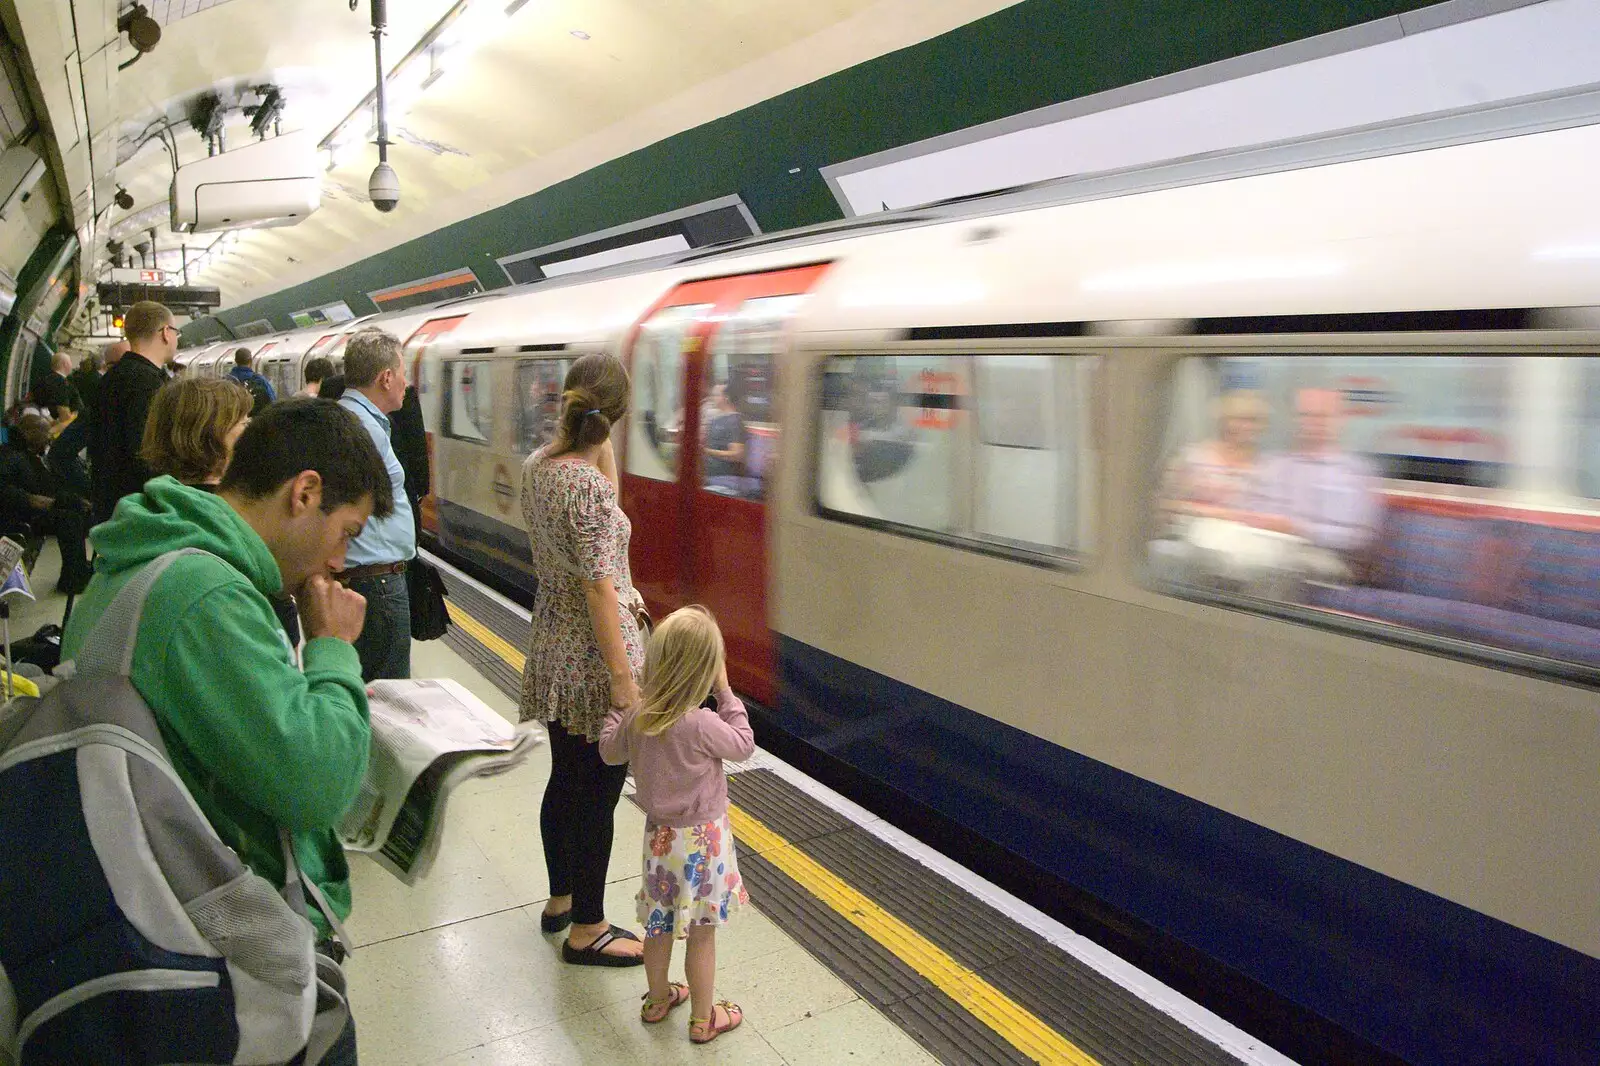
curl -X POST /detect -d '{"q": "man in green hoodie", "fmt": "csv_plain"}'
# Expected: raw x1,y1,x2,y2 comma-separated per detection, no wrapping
62,398,394,1064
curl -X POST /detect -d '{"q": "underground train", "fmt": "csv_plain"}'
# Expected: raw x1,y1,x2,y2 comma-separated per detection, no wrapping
177,113,1600,1065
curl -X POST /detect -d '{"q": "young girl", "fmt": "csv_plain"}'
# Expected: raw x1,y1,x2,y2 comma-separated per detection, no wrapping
599,606,754,1044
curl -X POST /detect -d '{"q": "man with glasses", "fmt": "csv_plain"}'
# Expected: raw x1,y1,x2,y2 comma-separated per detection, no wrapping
91,301,180,524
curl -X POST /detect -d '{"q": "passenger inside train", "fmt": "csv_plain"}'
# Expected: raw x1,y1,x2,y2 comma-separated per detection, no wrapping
1151,384,1381,600
1150,356,1600,668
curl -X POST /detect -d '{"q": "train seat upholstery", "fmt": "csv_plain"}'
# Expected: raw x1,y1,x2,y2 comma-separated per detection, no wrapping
1307,501,1600,666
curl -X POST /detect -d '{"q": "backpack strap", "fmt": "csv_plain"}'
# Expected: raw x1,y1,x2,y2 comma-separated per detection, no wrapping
66,549,213,680
279,831,355,958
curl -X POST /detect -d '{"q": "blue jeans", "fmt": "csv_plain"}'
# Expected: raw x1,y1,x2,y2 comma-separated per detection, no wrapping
348,571,411,681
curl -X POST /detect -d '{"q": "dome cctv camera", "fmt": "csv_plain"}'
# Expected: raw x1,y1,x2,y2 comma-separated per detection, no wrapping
368,162,399,213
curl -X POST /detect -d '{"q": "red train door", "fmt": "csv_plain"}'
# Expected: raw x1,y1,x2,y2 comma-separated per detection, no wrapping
621,263,831,706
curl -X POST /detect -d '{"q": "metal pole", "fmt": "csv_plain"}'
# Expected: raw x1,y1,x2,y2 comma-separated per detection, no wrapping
372,0,390,164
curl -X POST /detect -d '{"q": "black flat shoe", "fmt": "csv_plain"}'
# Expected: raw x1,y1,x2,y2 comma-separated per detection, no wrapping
540,909,572,934
562,924,643,967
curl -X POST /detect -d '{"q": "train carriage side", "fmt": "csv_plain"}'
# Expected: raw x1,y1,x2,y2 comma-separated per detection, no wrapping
419,273,688,590
769,123,1600,1066
616,260,835,706
258,325,345,398
173,342,218,377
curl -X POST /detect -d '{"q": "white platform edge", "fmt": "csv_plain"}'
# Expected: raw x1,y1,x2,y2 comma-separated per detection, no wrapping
423,549,1299,1066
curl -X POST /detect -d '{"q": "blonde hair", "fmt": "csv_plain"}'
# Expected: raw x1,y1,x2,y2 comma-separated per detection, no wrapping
141,377,253,484
636,606,725,737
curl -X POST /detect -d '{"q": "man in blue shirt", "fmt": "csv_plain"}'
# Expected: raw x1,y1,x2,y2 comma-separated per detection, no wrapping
229,347,277,416
335,328,416,680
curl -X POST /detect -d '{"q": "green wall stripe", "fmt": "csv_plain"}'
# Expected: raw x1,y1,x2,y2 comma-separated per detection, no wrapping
187,0,1442,341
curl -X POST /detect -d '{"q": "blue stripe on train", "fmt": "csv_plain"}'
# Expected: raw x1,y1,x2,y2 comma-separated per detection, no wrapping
0,750,237,1061
776,635,1600,1066
435,497,536,596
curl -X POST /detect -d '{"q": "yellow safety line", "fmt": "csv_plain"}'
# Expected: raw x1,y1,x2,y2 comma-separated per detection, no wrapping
445,599,1099,1066
731,809,1098,1066
445,600,526,673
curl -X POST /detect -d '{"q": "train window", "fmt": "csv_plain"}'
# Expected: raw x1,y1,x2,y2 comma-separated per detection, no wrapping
1581,360,1600,499
514,359,568,455
627,303,712,483
1149,354,1600,675
699,295,800,499
817,354,1094,561
443,360,494,444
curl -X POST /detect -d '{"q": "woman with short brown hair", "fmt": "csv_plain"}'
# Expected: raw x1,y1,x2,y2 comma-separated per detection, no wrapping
140,376,300,643
141,377,253,486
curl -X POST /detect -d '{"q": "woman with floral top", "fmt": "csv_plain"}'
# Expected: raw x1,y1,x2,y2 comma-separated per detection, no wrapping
519,353,647,966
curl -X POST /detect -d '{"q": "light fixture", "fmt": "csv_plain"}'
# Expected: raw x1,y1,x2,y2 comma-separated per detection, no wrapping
116,4,162,70
570,29,590,39
1079,258,1342,293
114,187,134,211
321,0,528,171
1533,244,1600,261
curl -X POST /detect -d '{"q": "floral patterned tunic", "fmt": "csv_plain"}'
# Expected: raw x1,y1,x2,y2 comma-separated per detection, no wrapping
517,451,645,740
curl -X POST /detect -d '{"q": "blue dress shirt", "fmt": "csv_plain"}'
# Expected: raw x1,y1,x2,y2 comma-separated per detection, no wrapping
339,390,416,566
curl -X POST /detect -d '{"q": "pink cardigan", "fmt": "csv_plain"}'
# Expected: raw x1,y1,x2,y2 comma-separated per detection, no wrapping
598,686,754,827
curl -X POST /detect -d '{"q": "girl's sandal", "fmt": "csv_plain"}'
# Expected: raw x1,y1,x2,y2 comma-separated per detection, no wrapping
640,983,689,1024
688,1001,743,1044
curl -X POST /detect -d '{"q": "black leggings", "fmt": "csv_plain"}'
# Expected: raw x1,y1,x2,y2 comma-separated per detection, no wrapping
541,718,630,926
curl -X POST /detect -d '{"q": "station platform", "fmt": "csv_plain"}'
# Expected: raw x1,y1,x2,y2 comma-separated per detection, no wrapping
9,543,1299,1065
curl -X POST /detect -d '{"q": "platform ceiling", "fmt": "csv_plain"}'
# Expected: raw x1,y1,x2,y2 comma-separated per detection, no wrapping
9,0,1020,314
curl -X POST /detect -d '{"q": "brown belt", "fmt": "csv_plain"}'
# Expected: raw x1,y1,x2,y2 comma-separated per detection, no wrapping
336,561,408,584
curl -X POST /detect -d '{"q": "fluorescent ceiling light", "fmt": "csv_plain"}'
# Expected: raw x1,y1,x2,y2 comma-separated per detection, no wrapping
321,0,529,151
1533,244,1600,261
840,280,987,308
1081,258,1341,292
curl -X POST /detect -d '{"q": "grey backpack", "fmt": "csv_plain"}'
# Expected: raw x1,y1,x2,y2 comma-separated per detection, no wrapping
0,550,351,1064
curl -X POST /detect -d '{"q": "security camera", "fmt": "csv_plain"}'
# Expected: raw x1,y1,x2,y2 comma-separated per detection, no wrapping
368,162,399,213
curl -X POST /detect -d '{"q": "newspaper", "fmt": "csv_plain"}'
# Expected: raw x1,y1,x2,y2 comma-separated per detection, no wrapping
340,678,541,885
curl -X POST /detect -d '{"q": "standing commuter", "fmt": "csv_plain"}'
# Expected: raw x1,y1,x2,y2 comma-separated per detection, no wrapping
391,383,428,544
336,329,415,681
100,338,129,373
521,353,647,965
297,356,335,398
31,351,82,434
66,350,101,416
90,302,178,524
60,399,394,1063
229,347,277,416
39,352,89,497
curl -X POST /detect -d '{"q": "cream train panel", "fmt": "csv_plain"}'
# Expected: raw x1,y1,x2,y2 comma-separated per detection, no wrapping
773,330,1598,958
419,275,684,555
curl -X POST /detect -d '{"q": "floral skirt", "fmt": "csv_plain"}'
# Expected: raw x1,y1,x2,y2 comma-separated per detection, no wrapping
636,815,749,939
